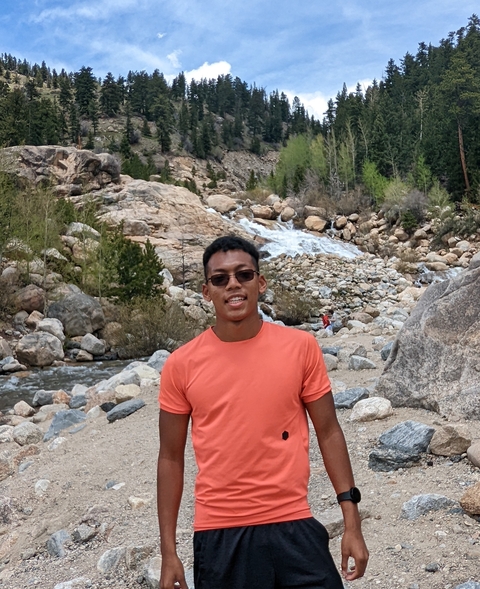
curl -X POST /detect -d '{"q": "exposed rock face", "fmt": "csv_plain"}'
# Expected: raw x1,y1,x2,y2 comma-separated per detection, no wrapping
0,146,120,195
376,264,480,419
48,293,105,337
97,179,251,278
15,332,64,367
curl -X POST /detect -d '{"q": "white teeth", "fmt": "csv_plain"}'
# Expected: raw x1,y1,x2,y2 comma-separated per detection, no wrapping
229,297,244,302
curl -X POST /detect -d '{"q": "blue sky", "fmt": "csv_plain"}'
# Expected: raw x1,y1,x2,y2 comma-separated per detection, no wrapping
1,0,478,119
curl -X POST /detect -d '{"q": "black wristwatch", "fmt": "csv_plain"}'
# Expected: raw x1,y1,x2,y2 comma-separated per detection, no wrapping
336,487,361,504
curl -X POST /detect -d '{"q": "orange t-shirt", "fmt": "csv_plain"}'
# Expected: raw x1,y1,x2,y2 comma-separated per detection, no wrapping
159,321,331,531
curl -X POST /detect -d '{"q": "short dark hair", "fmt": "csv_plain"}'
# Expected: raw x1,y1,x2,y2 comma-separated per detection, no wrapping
203,235,260,277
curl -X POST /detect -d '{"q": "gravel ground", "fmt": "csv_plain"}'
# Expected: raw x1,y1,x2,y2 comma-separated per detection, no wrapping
0,332,479,589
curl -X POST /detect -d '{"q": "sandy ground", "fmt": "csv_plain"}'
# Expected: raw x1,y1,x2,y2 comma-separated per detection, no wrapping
0,331,479,589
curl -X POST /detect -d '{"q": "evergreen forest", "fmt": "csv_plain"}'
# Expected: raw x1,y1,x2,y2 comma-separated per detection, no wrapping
0,14,480,204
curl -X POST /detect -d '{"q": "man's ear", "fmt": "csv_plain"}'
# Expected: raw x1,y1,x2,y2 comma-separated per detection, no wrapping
202,283,211,301
258,274,267,295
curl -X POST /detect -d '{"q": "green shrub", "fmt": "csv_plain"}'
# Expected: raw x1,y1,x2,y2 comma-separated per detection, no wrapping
431,209,480,249
401,210,418,232
115,297,198,357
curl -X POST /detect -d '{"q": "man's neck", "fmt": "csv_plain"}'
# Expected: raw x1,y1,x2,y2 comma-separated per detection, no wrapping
212,316,263,342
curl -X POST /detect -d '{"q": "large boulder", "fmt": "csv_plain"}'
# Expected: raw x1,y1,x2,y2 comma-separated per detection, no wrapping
47,292,105,337
97,179,251,279
14,285,46,313
15,332,64,367
376,264,480,420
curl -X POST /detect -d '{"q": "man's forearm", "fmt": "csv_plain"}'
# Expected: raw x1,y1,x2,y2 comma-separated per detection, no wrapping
157,454,185,557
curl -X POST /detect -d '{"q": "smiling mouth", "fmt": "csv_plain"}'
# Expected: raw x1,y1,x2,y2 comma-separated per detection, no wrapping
227,296,245,305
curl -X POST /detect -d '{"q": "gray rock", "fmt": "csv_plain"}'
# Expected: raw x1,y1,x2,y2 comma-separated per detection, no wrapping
376,265,480,419
380,341,394,361
454,583,480,589
47,529,72,558
147,350,170,373
333,387,369,409
0,451,14,481
81,333,106,356
323,353,338,371
348,355,376,370
400,494,457,520
0,496,13,524
0,425,14,444
378,421,435,455
12,422,43,446
69,394,87,409
32,389,54,407
37,318,65,341
0,337,13,360
338,344,367,363
44,410,87,441
53,577,92,589
16,332,64,367
97,546,126,573
1,361,27,373
125,545,156,570
144,556,161,589
48,292,105,337
98,370,141,392
425,562,440,572
72,524,97,543
321,346,340,356
106,399,146,423
368,448,421,471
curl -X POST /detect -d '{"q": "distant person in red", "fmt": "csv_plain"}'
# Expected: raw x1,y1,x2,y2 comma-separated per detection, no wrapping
157,235,368,589
322,312,331,329
323,311,333,336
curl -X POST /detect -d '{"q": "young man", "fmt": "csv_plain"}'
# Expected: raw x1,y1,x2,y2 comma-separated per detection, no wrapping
157,235,368,589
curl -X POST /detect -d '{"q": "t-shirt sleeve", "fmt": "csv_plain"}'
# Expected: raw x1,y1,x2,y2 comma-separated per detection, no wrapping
300,334,332,404
158,353,192,414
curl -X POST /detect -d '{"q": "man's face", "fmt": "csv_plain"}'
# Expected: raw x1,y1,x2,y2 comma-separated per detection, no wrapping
202,249,267,325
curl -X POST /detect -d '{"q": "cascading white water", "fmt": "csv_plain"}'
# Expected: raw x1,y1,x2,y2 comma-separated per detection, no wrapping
238,218,362,260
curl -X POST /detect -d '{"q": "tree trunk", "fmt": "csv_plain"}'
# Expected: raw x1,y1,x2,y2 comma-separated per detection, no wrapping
457,119,470,193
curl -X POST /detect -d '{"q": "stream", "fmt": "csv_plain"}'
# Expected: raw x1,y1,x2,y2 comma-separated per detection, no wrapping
0,359,135,412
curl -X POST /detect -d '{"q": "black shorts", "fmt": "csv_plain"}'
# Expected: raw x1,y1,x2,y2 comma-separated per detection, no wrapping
193,517,344,589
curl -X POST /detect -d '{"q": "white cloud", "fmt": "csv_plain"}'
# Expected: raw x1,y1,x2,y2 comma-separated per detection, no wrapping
284,90,330,121
182,61,232,82
33,0,141,23
167,50,182,69
157,32,166,39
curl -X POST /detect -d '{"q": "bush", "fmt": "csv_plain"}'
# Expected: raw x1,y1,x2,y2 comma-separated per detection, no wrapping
115,297,198,357
401,210,418,232
102,230,165,302
431,208,480,249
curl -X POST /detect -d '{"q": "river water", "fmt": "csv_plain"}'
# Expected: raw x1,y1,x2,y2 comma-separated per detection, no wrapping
0,359,134,412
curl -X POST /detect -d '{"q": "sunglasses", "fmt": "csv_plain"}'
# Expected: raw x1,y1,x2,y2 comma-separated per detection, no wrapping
206,269,259,287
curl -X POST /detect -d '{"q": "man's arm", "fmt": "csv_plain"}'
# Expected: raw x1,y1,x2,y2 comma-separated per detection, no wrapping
305,393,369,581
157,409,190,589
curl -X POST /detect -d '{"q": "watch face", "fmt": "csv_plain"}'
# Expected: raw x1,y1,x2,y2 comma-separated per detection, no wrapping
351,487,361,503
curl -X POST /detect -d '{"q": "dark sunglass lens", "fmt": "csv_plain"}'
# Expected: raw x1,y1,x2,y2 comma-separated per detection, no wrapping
210,274,229,287
236,270,256,283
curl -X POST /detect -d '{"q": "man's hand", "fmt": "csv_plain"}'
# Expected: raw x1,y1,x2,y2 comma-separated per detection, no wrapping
340,528,369,581
160,554,188,589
